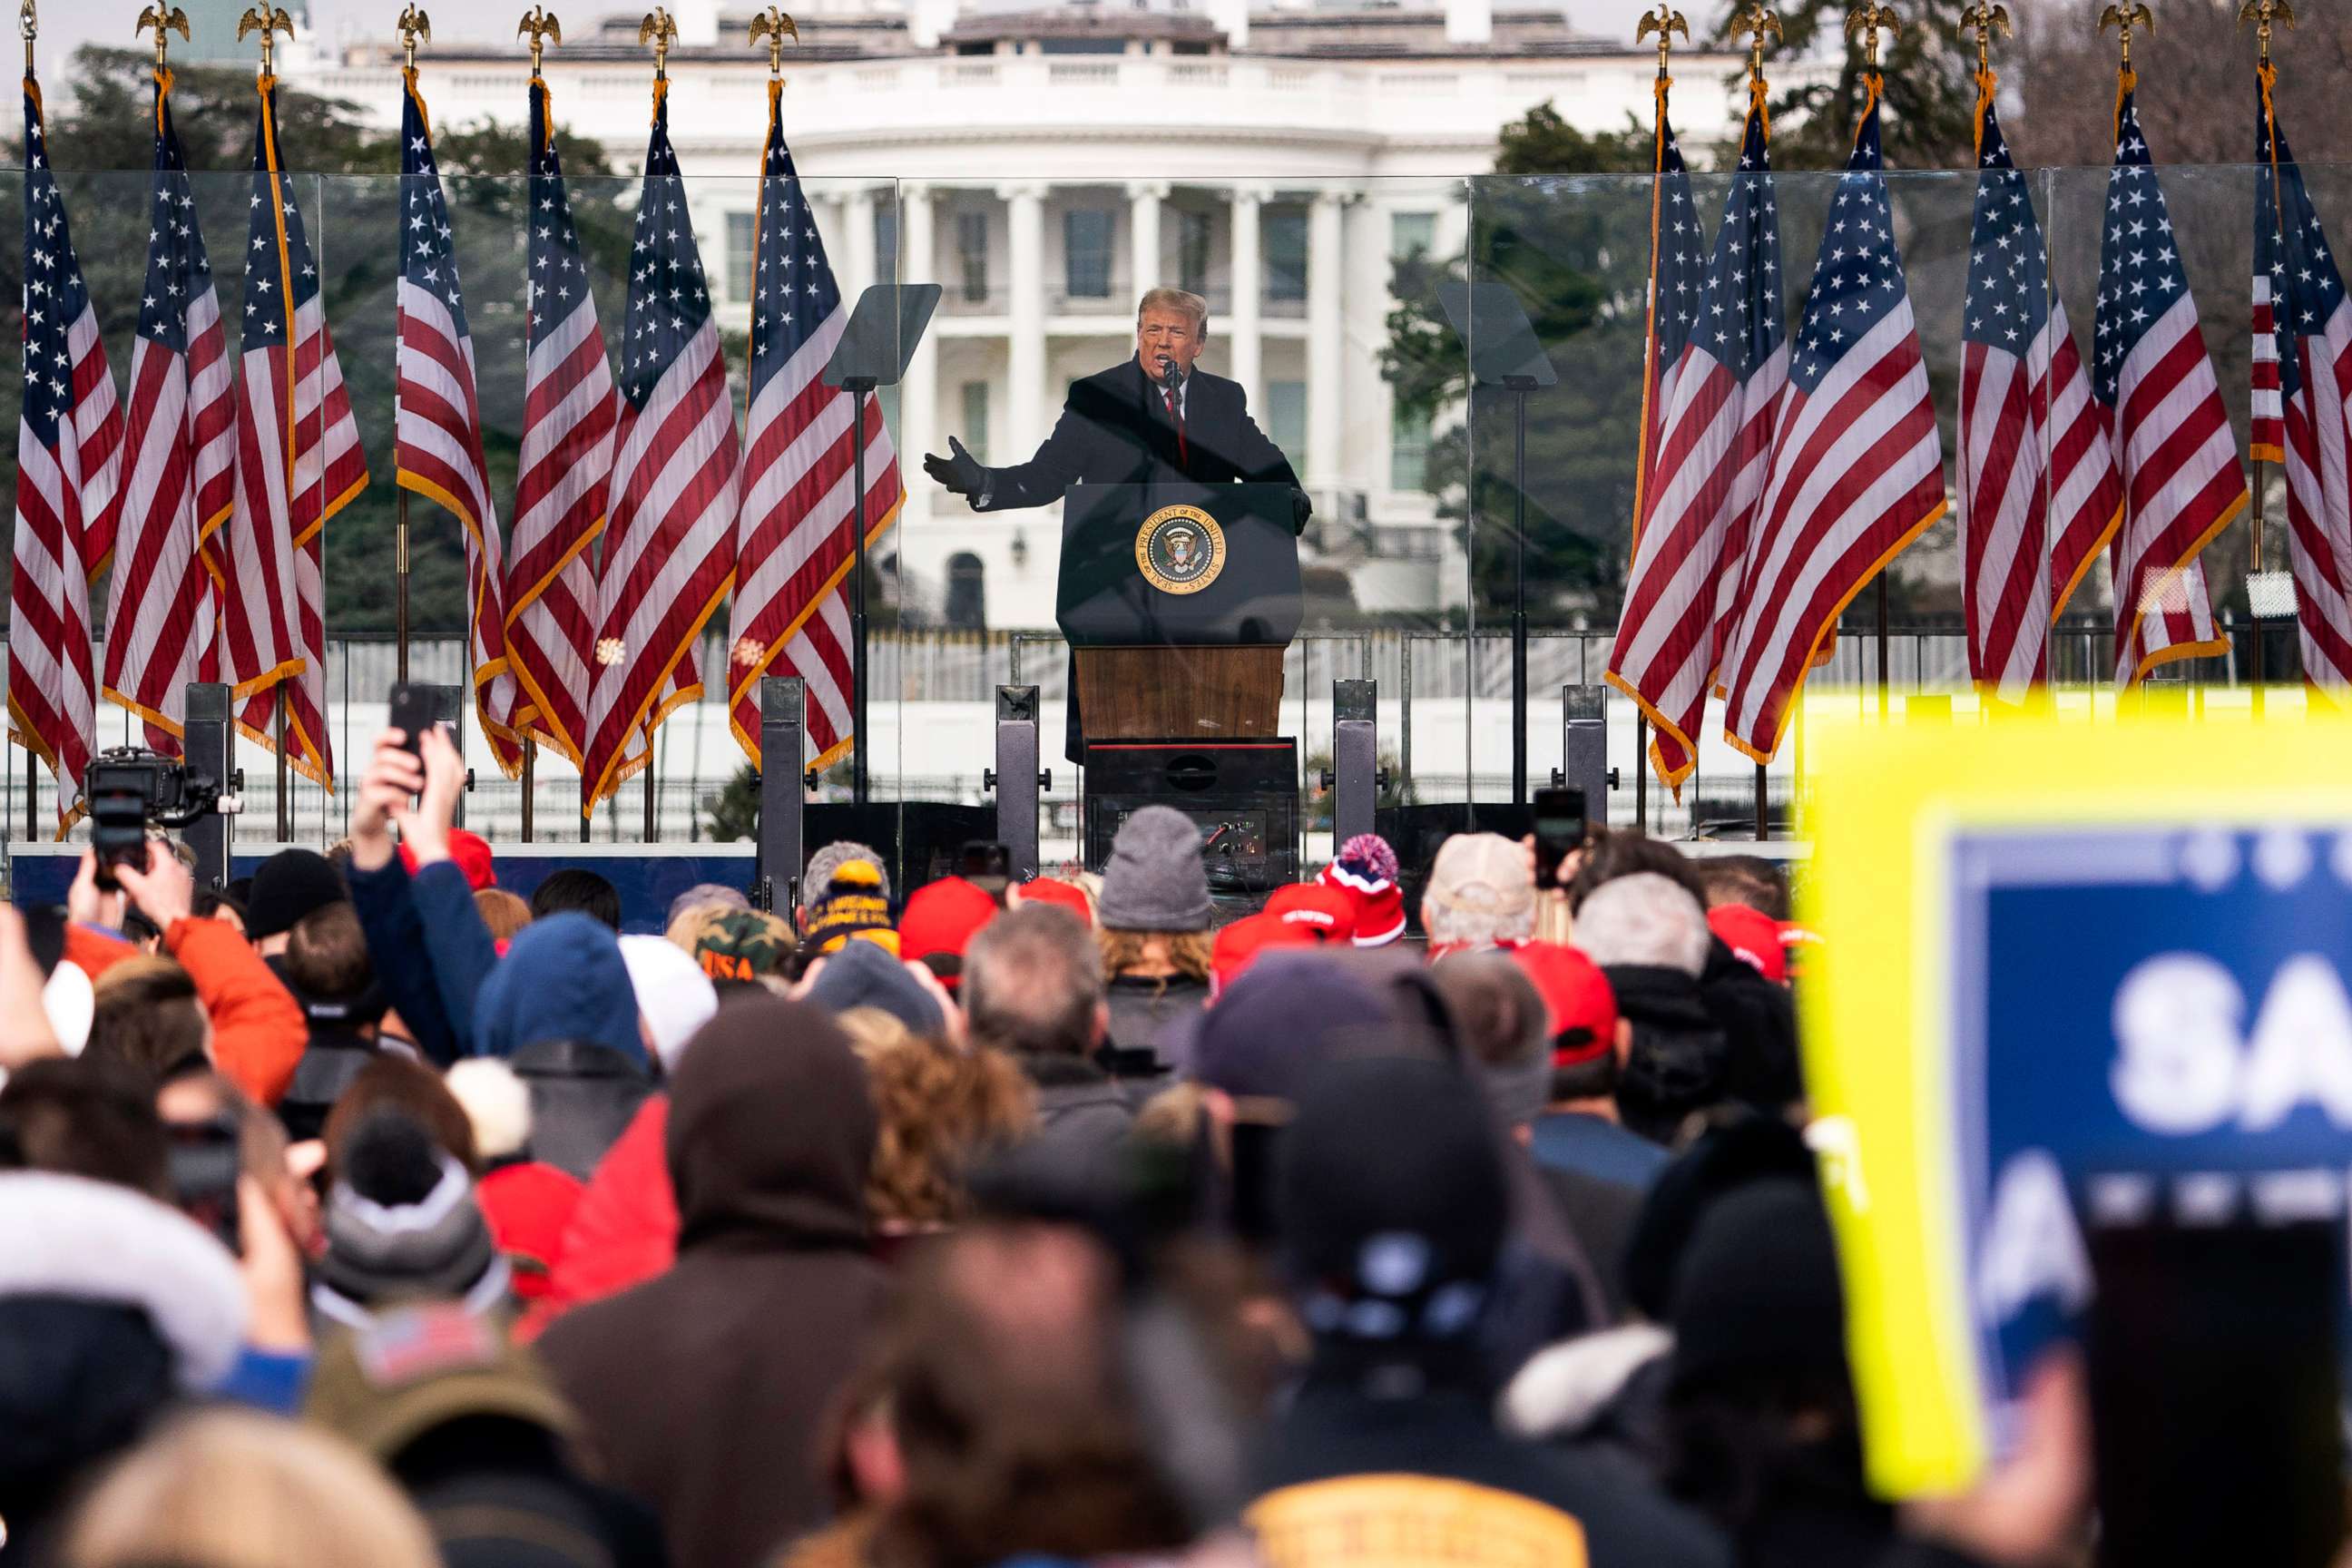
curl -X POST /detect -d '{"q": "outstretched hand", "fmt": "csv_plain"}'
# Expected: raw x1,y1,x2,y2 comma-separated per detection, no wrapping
922,436,985,499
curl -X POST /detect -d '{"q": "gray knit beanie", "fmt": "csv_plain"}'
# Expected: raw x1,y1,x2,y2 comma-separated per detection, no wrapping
1095,806,1212,932
312,1111,508,1328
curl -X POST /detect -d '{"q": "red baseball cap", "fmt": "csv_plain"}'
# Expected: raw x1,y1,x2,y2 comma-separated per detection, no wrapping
1509,941,1619,1067
399,828,495,892
1708,903,1788,984
899,876,1000,990
1263,882,1357,943
1210,911,1319,995
1015,876,1093,926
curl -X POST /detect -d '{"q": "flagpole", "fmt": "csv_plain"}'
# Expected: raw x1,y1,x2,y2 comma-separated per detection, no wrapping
2242,0,2289,716
521,736,534,840
1628,2,1683,834
19,5,33,841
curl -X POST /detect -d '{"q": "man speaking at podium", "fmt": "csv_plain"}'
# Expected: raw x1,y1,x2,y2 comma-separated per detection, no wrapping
923,288,1311,761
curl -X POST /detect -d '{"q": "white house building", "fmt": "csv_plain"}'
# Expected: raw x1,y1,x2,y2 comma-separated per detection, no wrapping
285,0,1764,632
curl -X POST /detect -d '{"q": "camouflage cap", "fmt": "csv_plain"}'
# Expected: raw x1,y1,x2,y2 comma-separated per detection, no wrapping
692,908,797,984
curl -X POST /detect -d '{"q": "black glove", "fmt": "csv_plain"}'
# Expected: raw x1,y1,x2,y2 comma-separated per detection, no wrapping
922,436,985,500
1289,485,1313,535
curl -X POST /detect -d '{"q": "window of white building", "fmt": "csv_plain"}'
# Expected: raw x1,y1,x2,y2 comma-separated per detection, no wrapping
726,211,756,300
956,211,989,304
1178,210,1211,296
1268,381,1307,464
1390,211,1437,262
1266,207,1308,303
1392,403,1433,494
1064,209,1115,299
961,380,990,465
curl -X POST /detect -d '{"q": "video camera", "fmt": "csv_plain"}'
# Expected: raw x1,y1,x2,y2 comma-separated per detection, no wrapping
80,748,233,890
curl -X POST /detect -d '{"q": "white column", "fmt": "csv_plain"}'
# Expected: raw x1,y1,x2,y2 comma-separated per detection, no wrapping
1128,180,1167,300
1228,182,1265,408
844,184,878,299
901,182,937,497
1306,189,1346,491
1003,181,1047,456
1445,0,1492,44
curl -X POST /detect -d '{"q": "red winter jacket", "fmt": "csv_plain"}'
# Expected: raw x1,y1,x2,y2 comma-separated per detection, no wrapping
519,1094,678,1340
477,1161,586,1300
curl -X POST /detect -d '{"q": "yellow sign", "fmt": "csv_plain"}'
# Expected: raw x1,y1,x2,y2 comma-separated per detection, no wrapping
1135,503,1225,595
1800,709,2352,1498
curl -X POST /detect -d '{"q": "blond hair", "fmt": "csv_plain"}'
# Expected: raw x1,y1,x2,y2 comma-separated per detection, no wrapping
1137,286,1208,334
63,1409,439,1568
473,887,533,944
1095,926,1214,986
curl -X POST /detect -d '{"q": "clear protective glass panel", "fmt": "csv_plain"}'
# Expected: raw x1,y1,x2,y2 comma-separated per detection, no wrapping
891,173,1474,882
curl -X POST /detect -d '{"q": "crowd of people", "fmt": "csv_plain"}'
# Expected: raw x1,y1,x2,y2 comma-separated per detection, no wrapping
0,720,2094,1568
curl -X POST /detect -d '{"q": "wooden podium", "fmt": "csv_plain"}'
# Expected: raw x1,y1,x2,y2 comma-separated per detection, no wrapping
1056,482,1303,749
1074,647,1284,738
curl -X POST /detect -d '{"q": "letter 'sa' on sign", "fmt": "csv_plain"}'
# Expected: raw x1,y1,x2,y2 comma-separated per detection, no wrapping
1797,710,2352,1501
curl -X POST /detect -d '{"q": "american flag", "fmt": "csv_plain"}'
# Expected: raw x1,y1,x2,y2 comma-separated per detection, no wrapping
505,75,615,769
1719,81,1944,764
1608,89,1782,795
580,85,740,816
1960,83,2122,706
726,80,902,773
9,78,121,831
102,69,234,754
2092,83,2241,686
2250,67,2352,688
396,72,522,773
220,75,368,783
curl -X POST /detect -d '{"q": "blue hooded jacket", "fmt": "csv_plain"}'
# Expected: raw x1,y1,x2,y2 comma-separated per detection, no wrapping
472,913,646,1067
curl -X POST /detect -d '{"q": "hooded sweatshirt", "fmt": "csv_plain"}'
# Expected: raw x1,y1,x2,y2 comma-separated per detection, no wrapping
536,999,887,1568
473,914,653,1181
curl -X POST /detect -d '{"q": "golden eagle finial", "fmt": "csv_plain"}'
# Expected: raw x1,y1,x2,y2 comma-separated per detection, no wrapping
750,6,798,76
1633,3,1687,78
2098,2,2153,68
134,5,191,69
2238,0,2293,64
640,5,679,79
1959,0,2008,69
517,5,562,74
237,5,293,74
1846,0,1900,68
1731,3,1782,85
397,3,430,70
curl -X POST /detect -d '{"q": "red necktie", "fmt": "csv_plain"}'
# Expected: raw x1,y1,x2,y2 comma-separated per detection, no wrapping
1163,387,1188,467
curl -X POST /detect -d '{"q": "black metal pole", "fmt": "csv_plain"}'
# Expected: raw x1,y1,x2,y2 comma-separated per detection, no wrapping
23,742,34,841
1511,387,1529,808
1634,713,1649,832
850,384,872,806
1875,574,1889,719
1753,760,1768,842
274,690,290,840
2250,457,2268,718
520,736,534,843
396,489,410,684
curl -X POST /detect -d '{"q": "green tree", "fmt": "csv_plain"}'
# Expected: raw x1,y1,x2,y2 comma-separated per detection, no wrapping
1380,103,1657,625
702,761,759,841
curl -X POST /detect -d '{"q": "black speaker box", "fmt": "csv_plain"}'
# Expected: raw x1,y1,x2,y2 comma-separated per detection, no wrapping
1084,739,1299,894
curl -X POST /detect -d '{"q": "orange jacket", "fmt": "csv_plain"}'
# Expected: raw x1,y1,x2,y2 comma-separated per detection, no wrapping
164,916,307,1108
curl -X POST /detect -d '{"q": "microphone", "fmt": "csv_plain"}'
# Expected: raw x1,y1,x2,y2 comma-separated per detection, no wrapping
1158,354,1185,391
